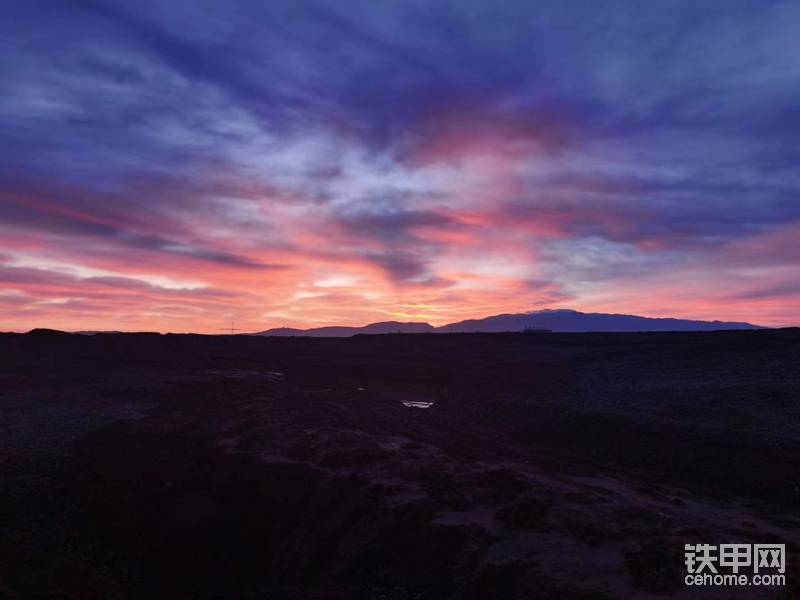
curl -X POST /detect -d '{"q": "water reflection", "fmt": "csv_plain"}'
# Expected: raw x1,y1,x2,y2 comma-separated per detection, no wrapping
402,401,433,409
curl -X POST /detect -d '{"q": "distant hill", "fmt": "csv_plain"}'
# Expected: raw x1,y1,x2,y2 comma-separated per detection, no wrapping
257,321,435,337
436,309,762,333
26,328,73,336
255,309,762,336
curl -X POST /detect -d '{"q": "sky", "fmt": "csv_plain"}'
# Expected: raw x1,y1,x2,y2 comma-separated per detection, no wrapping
1,0,799,332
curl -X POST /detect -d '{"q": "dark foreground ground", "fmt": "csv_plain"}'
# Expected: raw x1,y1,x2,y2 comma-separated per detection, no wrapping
1,329,799,599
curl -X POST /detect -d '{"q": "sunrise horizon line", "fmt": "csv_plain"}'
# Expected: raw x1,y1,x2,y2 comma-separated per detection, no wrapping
4,306,792,336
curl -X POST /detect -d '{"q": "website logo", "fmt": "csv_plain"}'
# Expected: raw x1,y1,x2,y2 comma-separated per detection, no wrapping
684,543,786,587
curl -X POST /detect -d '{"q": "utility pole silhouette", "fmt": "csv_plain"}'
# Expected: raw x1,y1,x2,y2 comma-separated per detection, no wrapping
219,321,241,335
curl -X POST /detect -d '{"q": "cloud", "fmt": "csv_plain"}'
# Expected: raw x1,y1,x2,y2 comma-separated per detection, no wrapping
0,0,798,330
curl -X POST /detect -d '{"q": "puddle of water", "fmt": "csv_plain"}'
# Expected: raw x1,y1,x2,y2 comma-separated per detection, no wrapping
402,401,434,409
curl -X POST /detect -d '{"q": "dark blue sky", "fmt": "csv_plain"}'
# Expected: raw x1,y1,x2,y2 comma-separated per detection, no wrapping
1,0,799,331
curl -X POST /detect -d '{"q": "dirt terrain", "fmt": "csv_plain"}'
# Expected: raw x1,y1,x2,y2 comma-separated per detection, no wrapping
1,329,799,598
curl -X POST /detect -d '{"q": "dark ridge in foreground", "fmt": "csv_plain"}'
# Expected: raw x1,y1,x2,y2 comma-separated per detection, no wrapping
256,308,762,336
1,329,797,598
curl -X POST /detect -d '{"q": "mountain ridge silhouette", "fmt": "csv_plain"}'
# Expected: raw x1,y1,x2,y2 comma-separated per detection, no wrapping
255,309,762,336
